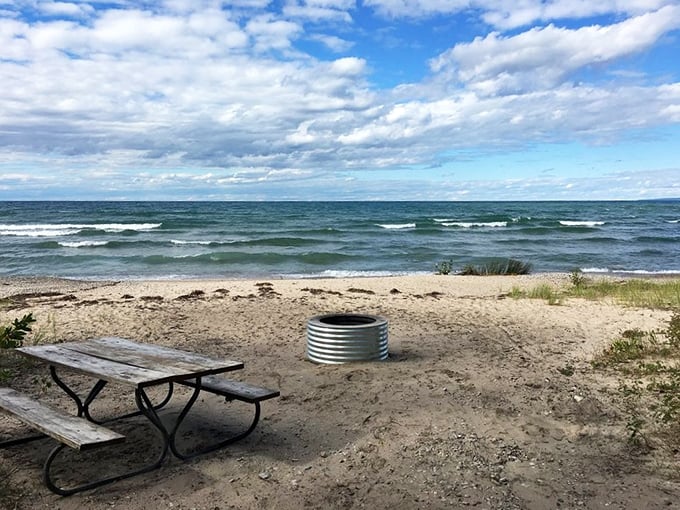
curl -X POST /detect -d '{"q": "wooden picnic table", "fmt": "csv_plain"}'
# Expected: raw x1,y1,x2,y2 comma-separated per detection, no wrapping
0,337,279,495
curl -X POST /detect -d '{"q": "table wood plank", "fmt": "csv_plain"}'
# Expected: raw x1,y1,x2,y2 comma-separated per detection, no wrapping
0,388,125,451
16,345,178,387
73,337,243,374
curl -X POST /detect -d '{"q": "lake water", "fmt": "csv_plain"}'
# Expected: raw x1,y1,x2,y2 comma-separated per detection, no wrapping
0,201,678,279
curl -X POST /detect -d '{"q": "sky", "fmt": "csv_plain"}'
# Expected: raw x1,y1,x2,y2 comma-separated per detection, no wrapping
0,0,679,201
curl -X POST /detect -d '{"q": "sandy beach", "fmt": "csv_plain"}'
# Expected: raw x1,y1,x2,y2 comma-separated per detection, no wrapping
0,274,678,509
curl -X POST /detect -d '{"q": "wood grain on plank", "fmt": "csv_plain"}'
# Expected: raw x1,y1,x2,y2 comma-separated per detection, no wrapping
0,388,125,451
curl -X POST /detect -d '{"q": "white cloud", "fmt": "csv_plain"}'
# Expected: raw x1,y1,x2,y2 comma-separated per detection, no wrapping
283,0,354,22
364,0,679,29
246,14,303,51
308,33,353,51
431,6,680,95
480,0,676,30
38,1,94,18
1,1,679,200
363,0,468,18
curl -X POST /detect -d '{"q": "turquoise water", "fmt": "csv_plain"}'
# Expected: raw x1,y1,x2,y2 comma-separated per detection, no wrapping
0,201,678,279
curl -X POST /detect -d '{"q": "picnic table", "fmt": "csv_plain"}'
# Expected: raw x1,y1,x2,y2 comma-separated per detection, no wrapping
0,337,279,495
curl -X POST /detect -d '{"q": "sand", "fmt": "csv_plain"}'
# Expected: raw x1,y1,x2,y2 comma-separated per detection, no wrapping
0,274,678,509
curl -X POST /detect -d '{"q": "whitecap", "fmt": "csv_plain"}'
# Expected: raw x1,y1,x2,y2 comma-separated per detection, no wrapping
59,241,109,248
559,221,605,227
442,222,507,228
170,239,213,245
376,223,416,229
0,222,161,237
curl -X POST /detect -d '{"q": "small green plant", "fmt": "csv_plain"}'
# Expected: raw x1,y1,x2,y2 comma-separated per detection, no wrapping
1,312,36,382
606,330,648,363
667,311,680,348
620,380,647,445
0,313,35,349
649,368,680,425
558,364,575,376
435,259,454,275
569,269,587,288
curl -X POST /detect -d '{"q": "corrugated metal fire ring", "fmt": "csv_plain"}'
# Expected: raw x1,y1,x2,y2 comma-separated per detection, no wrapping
307,314,388,364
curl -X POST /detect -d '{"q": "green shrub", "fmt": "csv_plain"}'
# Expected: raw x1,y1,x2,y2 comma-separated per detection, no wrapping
667,311,680,348
459,258,532,276
0,313,35,349
569,269,587,288
435,259,454,275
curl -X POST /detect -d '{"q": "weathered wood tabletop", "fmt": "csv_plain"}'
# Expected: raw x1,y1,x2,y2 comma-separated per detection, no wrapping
16,337,244,387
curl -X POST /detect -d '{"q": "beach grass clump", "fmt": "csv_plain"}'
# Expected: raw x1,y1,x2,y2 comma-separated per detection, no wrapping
570,278,680,309
527,284,561,304
460,258,532,276
517,276,680,310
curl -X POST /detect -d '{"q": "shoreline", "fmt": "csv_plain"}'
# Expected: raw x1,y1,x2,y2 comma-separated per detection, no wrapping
3,270,680,301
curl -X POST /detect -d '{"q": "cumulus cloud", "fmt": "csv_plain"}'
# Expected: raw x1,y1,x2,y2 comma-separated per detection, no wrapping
0,1,679,199
430,6,680,95
364,0,678,29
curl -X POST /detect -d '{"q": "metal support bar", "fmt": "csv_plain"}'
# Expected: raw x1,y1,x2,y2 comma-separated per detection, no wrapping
170,398,262,460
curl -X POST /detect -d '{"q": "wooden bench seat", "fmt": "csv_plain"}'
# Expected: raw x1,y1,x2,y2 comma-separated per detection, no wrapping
0,387,125,451
177,376,280,403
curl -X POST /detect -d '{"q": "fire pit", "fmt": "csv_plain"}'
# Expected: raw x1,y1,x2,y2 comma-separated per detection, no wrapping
306,314,388,364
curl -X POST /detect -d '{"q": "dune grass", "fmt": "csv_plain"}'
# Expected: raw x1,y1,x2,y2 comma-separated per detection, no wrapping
460,258,532,276
514,273,680,310
569,278,680,309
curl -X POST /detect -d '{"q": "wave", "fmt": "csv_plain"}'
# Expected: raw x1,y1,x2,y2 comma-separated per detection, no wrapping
376,223,416,229
140,250,356,266
59,241,109,248
0,223,162,237
581,267,680,275
559,221,605,227
170,239,215,246
285,269,431,278
441,222,507,228
668,220,679,224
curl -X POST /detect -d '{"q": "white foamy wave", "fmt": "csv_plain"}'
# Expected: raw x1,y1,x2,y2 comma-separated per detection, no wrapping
0,227,78,237
0,222,161,237
59,241,109,248
581,267,680,275
559,221,605,227
171,239,213,245
442,222,507,228
286,269,430,279
376,223,416,229
668,219,679,224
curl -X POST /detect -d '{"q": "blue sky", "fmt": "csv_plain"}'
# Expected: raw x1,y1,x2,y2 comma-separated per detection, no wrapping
0,0,679,200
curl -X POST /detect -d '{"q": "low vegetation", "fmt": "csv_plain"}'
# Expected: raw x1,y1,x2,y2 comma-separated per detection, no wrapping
513,271,680,309
0,312,36,506
592,312,680,447
435,258,533,276
434,259,454,275
510,271,680,447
